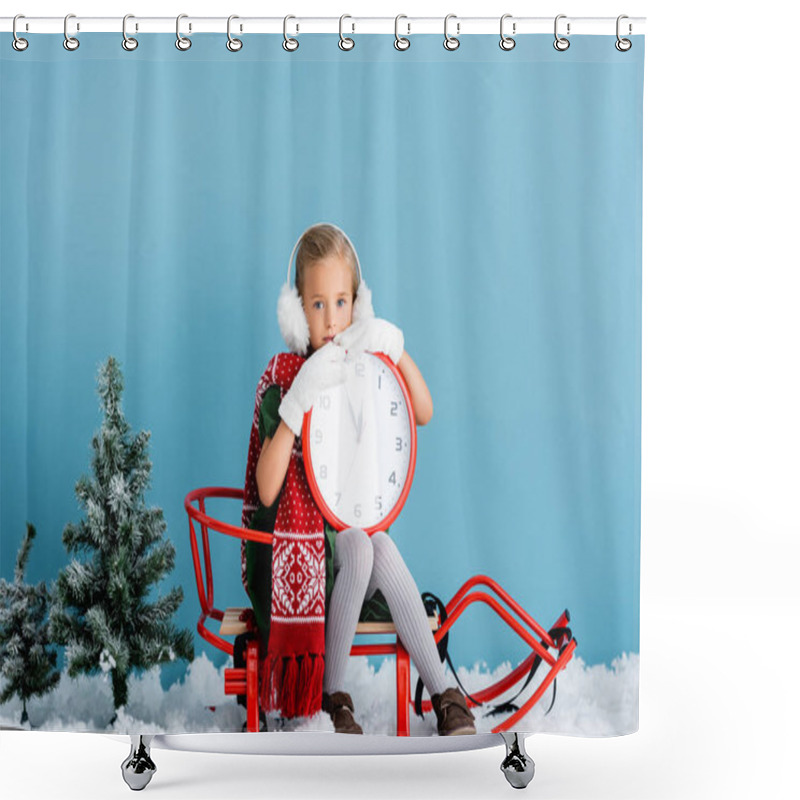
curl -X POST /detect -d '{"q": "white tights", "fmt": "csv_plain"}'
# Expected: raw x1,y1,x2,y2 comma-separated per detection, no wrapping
323,527,449,698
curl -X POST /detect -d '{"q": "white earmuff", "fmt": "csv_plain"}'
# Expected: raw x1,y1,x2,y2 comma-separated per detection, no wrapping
277,223,374,354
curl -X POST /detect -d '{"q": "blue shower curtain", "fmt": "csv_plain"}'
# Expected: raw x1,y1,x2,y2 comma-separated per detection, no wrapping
0,32,643,736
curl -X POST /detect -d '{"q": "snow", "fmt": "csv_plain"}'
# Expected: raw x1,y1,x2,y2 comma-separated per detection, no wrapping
98,650,116,673
0,652,638,737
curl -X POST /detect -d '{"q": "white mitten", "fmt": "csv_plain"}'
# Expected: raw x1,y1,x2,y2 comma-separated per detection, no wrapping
278,343,347,436
334,317,404,364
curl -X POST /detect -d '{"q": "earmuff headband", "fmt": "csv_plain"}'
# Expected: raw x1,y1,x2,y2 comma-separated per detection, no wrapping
285,222,364,288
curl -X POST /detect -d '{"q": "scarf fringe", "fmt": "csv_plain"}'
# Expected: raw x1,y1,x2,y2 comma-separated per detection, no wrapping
261,653,325,719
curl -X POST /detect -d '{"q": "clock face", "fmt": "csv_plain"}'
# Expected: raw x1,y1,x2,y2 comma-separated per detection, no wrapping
302,351,416,533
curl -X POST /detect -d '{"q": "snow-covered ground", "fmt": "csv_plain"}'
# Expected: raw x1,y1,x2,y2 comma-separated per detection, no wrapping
0,652,638,737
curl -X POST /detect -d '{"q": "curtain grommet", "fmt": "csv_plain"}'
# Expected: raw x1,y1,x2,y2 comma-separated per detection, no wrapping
63,14,80,51
176,14,192,51
283,15,299,51
226,15,243,52
499,14,516,51
615,15,632,51
12,15,29,51
394,15,410,51
444,14,460,51
553,14,570,51
122,15,138,51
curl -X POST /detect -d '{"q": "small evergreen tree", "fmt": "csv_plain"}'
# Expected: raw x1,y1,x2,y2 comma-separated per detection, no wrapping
49,356,193,716
0,524,61,726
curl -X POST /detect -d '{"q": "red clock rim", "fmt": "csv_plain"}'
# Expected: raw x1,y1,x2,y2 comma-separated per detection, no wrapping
301,351,417,535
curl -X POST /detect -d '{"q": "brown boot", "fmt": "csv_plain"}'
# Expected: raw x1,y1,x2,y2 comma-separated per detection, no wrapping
431,687,477,736
322,691,363,734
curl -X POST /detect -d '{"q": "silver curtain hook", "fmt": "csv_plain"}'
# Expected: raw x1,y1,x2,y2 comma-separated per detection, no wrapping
394,14,410,51
122,15,138,51
227,15,243,51
499,14,516,51
339,14,355,51
283,15,299,51
554,14,570,51
12,14,29,51
176,14,192,51
444,14,460,51
616,15,632,51
63,13,80,51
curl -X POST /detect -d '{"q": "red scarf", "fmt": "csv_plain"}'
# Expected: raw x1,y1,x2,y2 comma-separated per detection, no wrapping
242,353,326,719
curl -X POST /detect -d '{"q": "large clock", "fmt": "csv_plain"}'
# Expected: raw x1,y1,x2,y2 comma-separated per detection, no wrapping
302,351,417,534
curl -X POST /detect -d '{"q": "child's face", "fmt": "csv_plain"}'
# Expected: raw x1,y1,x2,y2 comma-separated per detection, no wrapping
301,254,355,352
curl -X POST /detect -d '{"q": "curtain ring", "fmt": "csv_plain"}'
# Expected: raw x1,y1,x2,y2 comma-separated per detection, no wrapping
283,15,299,51
227,15,243,51
339,14,355,51
122,15,138,51
63,13,80,51
12,15,28,52
499,14,515,51
553,14,570,51
176,14,192,51
443,14,460,51
616,15,632,51
394,14,410,51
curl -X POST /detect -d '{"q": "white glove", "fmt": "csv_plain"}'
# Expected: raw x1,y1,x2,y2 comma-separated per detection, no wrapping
334,317,405,364
278,343,347,436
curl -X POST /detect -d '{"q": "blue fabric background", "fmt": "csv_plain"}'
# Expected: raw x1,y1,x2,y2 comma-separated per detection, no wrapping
1,34,643,680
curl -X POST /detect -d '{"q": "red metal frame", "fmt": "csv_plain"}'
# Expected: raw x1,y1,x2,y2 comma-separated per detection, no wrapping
186,487,576,735
301,351,417,535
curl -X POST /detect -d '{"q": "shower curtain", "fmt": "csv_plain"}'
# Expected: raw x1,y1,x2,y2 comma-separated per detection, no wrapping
0,28,644,739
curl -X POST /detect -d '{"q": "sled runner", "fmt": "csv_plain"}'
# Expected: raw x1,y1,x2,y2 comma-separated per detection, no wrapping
186,486,577,735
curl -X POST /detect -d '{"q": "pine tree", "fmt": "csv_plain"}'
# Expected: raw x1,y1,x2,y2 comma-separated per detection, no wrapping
49,356,193,716
0,524,61,726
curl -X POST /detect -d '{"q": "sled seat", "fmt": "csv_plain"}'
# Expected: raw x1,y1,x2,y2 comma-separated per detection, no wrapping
219,606,439,637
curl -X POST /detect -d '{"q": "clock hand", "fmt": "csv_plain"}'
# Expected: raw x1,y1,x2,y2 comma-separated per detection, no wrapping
356,404,364,443
344,386,360,438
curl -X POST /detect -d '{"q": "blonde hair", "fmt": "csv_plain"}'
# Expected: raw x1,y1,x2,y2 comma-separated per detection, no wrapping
295,224,359,297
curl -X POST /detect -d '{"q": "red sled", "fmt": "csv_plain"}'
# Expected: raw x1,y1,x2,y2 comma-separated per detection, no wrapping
186,486,577,735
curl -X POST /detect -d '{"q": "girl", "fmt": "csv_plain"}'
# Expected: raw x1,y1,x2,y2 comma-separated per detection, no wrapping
242,223,475,736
